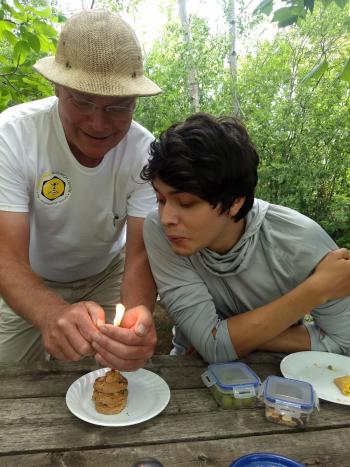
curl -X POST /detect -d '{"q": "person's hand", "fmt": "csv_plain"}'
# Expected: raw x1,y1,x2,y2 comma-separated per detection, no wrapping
91,305,157,371
311,248,350,303
38,301,105,361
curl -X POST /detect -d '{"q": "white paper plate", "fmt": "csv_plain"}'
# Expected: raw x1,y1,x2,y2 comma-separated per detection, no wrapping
66,368,170,426
280,351,350,405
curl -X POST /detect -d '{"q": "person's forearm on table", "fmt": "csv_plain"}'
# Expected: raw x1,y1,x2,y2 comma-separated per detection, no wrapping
257,324,311,353
228,277,334,358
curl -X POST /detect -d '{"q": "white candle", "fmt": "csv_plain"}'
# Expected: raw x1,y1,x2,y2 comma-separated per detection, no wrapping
113,303,125,326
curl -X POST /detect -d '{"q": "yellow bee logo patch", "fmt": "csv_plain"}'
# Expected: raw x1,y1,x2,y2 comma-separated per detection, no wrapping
41,177,65,200
36,172,71,205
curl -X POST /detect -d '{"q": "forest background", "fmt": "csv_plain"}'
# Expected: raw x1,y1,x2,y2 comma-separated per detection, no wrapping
0,0,349,249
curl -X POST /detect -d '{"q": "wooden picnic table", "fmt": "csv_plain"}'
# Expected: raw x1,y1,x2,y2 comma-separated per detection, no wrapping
0,351,349,467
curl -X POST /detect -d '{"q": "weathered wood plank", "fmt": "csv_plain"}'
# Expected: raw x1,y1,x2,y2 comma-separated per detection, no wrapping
0,358,282,399
0,391,349,454
0,354,206,377
0,366,209,398
0,427,349,467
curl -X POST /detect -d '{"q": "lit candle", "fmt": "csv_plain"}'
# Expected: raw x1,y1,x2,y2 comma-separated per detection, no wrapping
113,303,125,326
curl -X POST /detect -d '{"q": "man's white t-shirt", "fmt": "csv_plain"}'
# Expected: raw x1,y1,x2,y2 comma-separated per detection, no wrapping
0,97,156,281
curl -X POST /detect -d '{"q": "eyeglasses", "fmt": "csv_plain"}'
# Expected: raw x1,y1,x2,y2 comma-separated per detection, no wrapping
65,91,136,120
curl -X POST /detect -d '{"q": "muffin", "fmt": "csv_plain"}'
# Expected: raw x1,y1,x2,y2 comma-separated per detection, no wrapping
92,369,128,415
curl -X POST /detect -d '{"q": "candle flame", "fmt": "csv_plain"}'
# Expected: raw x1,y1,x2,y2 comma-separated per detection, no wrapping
113,303,125,326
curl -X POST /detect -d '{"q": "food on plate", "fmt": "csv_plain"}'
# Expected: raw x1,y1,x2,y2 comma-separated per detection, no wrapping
92,369,128,414
333,375,350,396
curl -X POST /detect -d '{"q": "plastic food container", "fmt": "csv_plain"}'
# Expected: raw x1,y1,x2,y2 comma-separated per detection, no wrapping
228,452,305,466
201,362,260,409
259,375,318,428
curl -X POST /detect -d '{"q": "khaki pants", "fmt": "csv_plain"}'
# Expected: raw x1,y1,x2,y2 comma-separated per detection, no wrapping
0,253,125,363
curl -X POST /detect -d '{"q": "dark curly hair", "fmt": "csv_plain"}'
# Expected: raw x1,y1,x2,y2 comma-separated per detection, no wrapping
140,112,259,221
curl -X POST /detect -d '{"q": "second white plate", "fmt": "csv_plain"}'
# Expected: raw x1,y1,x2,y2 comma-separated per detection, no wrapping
66,367,170,426
280,351,350,405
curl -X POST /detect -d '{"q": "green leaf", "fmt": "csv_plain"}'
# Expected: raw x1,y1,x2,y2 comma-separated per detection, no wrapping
278,14,300,27
338,58,350,82
301,59,328,83
273,6,305,26
13,40,31,65
253,0,274,16
0,19,14,33
38,33,52,53
31,6,52,18
23,31,41,53
33,21,57,37
2,29,17,45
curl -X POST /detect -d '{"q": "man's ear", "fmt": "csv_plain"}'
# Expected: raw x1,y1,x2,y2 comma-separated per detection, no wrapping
228,197,245,217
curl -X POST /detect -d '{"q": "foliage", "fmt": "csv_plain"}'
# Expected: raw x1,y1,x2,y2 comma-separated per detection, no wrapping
135,10,232,134
0,0,65,111
253,0,350,83
238,3,350,247
0,0,349,247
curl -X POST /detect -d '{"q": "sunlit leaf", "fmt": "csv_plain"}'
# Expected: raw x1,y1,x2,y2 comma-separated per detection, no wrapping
13,40,31,65
0,19,14,33
338,58,350,82
3,29,17,45
273,6,305,24
253,0,274,16
31,6,52,18
301,59,328,83
33,20,57,37
23,31,41,53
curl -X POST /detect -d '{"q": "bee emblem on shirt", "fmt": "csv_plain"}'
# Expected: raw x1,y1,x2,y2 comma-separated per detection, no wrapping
36,172,71,205
41,177,65,200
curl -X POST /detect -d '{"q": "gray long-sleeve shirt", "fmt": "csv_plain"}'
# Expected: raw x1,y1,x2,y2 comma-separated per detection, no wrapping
144,199,350,362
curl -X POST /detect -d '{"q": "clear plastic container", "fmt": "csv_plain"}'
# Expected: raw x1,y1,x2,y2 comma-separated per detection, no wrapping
259,375,318,428
201,362,260,409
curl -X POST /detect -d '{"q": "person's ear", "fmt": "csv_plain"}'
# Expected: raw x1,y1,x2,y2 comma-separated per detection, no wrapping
228,197,245,217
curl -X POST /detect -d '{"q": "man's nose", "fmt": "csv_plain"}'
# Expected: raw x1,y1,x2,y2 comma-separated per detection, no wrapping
87,109,110,131
159,203,178,225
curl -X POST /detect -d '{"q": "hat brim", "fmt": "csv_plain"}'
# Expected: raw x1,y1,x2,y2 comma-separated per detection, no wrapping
34,56,162,97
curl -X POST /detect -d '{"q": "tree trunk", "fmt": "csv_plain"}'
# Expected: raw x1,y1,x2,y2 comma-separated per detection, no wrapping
178,0,200,112
228,0,240,116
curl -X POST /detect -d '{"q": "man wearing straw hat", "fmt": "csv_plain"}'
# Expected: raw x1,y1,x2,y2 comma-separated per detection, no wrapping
0,9,161,369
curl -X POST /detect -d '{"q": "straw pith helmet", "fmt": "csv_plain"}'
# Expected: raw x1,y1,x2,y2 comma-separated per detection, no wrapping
34,9,161,97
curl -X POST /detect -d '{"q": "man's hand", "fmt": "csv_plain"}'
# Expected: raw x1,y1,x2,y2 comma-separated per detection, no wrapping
38,301,105,361
310,248,350,303
91,305,157,371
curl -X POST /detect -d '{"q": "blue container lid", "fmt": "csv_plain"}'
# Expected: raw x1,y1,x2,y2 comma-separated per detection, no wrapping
229,452,305,467
206,362,260,391
262,375,315,411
